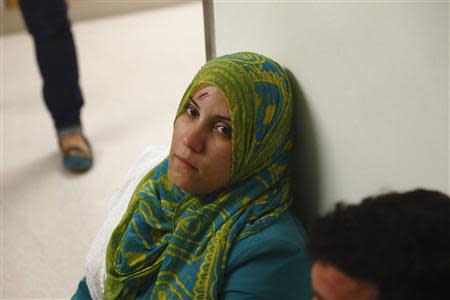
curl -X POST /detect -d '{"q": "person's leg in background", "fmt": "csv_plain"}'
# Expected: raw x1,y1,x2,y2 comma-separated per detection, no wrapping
19,0,93,172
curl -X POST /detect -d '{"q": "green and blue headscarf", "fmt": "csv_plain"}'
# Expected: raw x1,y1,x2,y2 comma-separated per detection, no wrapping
105,52,295,299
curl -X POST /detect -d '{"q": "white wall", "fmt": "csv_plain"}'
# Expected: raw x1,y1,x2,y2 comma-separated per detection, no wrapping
213,0,449,215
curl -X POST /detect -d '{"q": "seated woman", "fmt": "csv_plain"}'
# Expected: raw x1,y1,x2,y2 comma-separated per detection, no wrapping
73,52,312,299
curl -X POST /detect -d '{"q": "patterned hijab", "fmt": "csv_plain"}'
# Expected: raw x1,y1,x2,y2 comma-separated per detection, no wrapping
104,52,294,299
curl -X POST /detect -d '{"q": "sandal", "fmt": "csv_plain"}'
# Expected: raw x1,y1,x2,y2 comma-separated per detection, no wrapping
58,131,94,172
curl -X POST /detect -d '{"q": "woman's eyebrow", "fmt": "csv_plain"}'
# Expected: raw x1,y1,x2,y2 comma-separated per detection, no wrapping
215,115,231,122
189,96,230,122
188,97,200,109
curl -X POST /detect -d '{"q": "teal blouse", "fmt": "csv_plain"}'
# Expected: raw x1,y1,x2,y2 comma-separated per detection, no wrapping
72,210,312,300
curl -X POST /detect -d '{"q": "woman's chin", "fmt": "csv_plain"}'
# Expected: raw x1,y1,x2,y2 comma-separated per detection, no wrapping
169,171,198,194
168,166,227,195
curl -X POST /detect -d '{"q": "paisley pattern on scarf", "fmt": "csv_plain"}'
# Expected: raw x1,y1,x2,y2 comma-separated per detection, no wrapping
104,52,295,299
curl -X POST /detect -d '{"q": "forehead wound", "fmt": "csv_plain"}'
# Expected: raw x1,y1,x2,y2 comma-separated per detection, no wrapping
193,88,211,101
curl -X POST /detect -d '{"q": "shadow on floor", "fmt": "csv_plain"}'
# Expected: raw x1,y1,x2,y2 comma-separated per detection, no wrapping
1,150,92,202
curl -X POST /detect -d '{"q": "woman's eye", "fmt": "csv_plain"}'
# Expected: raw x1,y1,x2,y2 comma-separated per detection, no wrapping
186,105,199,117
216,125,232,137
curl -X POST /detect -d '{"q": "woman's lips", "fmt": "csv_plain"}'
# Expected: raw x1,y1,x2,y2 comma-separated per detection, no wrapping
174,154,197,170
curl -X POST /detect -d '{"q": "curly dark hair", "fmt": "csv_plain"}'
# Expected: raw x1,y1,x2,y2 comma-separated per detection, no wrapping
308,189,450,300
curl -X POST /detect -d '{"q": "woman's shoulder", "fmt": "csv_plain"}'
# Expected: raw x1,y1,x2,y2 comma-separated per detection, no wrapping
222,210,312,300
228,209,308,265
256,209,308,247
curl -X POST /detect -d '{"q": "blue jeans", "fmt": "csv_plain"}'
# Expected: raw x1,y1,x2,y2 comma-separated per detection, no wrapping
19,0,84,130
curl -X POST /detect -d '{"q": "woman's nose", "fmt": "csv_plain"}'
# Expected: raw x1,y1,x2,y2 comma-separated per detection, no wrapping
183,124,205,153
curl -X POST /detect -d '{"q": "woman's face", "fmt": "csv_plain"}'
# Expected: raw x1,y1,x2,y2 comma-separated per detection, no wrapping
168,85,232,195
